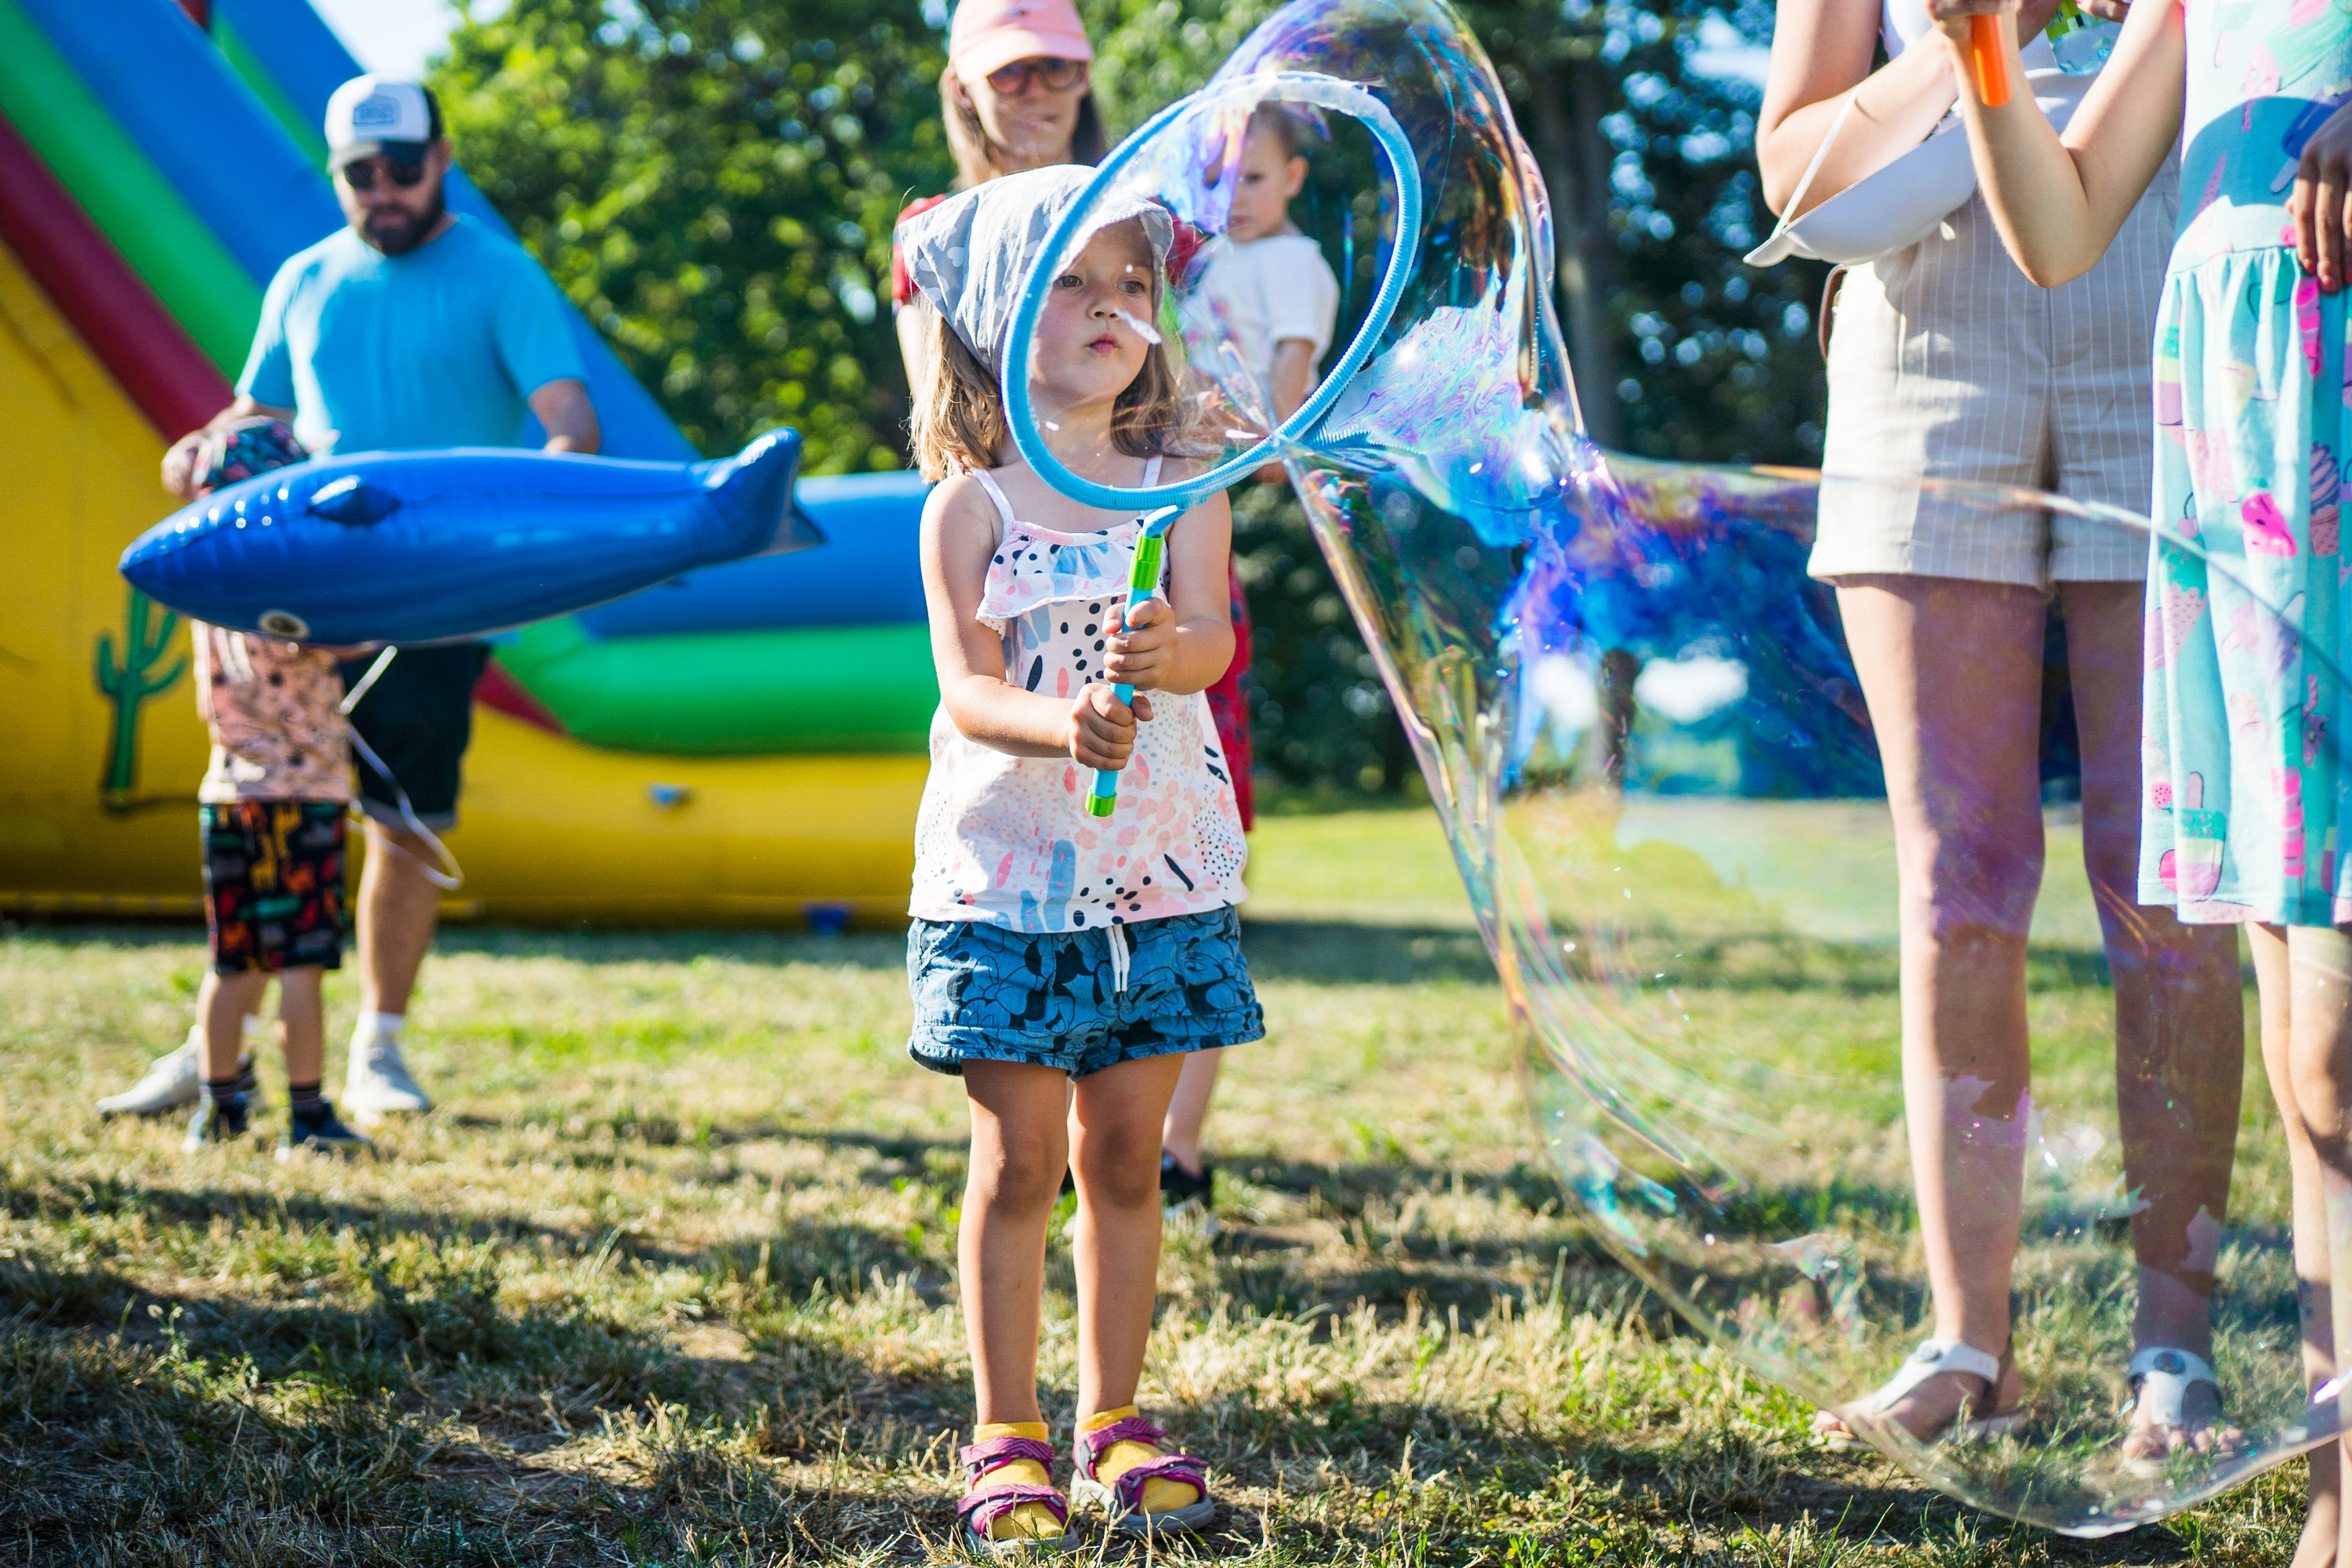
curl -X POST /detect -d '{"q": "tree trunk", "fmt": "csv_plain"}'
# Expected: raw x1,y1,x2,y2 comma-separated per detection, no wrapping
1523,49,1624,449
1597,645,1640,789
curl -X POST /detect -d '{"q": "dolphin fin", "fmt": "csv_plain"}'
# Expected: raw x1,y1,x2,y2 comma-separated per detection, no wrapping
307,475,401,525
695,427,822,557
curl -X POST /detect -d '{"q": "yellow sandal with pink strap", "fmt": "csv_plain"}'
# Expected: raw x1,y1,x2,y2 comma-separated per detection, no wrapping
1070,1406,1216,1535
956,1425,1076,1556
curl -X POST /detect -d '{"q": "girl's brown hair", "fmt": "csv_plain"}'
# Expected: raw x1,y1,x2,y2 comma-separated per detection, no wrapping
941,71,1108,191
911,238,1194,481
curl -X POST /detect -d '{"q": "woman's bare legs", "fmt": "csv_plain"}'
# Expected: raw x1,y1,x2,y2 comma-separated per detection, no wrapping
2250,927,2350,1567
1836,575,2047,1435
2062,582,2246,1454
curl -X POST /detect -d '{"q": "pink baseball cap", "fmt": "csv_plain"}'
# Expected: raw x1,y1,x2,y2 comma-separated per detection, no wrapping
948,0,1094,81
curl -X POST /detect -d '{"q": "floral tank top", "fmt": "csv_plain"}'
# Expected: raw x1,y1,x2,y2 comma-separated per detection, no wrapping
909,461,1249,932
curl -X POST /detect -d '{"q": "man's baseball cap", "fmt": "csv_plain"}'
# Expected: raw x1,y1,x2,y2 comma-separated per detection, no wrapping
947,0,1093,81
324,74,444,171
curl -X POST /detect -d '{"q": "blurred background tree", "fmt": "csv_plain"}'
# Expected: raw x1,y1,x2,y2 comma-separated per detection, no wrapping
436,0,952,472
438,0,1820,800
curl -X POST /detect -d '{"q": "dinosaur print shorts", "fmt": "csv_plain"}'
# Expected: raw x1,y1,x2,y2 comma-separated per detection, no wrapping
201,800,347,975
906,905,1264,1079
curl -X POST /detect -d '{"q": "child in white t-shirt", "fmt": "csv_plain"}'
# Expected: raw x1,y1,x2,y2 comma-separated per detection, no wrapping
1157,107,1342,1208
1196,106,1341,430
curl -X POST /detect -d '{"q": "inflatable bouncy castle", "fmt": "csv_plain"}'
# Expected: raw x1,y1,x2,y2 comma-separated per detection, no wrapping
0,0,935,926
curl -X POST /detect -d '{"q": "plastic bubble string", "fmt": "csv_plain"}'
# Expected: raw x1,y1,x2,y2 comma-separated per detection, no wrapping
1000,0,2352,1535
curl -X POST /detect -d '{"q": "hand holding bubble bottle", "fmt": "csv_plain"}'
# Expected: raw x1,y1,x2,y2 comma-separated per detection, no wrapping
1965,13,2010,104
1963,0,2111,96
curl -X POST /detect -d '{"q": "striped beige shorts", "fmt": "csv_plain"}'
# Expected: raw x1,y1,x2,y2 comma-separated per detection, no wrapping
1811,162,2179,589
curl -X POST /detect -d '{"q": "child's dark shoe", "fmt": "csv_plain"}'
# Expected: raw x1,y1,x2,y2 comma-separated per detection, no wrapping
1072,1407,1215,1534
99,1029,263,1118
1159,1152,1213,1210
183,1092,251,1150
278,1100,376,1161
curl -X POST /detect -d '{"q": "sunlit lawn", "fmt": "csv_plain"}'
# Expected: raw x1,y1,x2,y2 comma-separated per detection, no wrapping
0,806,2314,1565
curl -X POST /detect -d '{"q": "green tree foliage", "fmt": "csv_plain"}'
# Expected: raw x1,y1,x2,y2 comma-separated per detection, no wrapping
435,0,954,473
1480,0,1827,463
440,0,1817,795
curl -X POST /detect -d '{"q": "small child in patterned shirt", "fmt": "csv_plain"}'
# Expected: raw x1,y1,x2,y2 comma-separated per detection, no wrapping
186,622,373,1160
182,421,373,1159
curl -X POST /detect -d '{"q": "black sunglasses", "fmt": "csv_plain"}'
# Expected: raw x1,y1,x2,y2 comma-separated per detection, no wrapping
983,56,1085,95
340,158,428,192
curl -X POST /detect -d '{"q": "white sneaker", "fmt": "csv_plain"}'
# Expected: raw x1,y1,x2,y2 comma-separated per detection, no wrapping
96,1025,262,1118
343,1030,433,1121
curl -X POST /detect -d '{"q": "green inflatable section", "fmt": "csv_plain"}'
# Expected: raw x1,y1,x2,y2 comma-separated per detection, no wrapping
496,621,938,756
0,0,260,373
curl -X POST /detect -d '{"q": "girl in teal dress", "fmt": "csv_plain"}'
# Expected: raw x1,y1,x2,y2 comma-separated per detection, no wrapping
1928,0,2352,1557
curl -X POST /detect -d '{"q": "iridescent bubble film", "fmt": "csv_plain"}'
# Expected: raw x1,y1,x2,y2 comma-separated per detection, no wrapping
1016,0,2351,1534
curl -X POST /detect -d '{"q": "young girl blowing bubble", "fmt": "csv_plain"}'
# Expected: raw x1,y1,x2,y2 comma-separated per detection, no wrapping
895,165,1261,1552
1931,2,2352,1558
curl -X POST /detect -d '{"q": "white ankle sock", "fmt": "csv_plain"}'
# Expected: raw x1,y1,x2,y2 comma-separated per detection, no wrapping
354,1011,406,1047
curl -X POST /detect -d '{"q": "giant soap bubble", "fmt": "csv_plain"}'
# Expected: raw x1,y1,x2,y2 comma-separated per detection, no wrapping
1002,0,2352,1535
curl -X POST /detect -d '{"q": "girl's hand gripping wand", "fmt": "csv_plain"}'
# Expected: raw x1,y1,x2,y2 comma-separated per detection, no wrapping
1086,503,1184,818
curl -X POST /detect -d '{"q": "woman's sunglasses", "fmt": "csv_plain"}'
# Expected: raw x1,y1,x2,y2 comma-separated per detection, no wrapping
982,56,1086,95
339,158,428,192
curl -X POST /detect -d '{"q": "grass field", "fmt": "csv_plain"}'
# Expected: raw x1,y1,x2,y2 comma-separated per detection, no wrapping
0,807,2320,1565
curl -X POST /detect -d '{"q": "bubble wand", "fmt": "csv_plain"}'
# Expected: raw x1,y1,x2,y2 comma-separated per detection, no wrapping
1086,503,1184,817
1966,14,2010,106
999,71,1425,815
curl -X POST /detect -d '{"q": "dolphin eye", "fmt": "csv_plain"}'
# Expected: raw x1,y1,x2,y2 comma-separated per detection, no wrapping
307,474,400,525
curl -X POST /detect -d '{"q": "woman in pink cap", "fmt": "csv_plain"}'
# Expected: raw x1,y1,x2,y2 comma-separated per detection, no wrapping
894,0,1260,1219
893,0,1105,391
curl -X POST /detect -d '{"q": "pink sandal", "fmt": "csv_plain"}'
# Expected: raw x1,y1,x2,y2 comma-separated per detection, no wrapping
1071,1414,1216,1534
956,1434,1076,1556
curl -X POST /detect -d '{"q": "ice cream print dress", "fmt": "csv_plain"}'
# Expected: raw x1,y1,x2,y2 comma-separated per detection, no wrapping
2139,2,2352,924
909,463,1249,932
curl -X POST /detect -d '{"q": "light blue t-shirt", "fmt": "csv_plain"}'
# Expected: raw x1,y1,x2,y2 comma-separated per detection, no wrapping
237,216,586,456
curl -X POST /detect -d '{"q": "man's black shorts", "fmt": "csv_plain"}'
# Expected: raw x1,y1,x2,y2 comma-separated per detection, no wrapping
337,643,491,831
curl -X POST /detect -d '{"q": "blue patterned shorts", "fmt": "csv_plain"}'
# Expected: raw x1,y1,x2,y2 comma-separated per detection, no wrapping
907,905,1265,1078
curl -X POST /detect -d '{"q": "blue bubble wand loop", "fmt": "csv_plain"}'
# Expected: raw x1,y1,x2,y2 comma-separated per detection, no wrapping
1000,70,1425,813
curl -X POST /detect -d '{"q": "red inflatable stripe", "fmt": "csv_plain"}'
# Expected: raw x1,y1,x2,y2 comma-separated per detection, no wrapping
474,659,569,737
0,113,229,437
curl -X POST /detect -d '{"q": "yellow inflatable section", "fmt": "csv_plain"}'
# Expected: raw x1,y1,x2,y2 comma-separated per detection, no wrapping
0,240,925,927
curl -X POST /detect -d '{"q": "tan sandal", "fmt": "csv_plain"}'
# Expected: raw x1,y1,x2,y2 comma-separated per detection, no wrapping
1815,1338,2021,1450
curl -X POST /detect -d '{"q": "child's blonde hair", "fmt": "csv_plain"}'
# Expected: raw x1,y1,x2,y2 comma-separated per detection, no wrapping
912,262,1193,481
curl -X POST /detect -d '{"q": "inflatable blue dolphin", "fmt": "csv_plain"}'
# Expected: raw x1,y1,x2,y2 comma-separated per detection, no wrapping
120,428,816,646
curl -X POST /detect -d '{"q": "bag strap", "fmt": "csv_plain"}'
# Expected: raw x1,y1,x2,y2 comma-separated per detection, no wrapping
1753,92,1860,263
